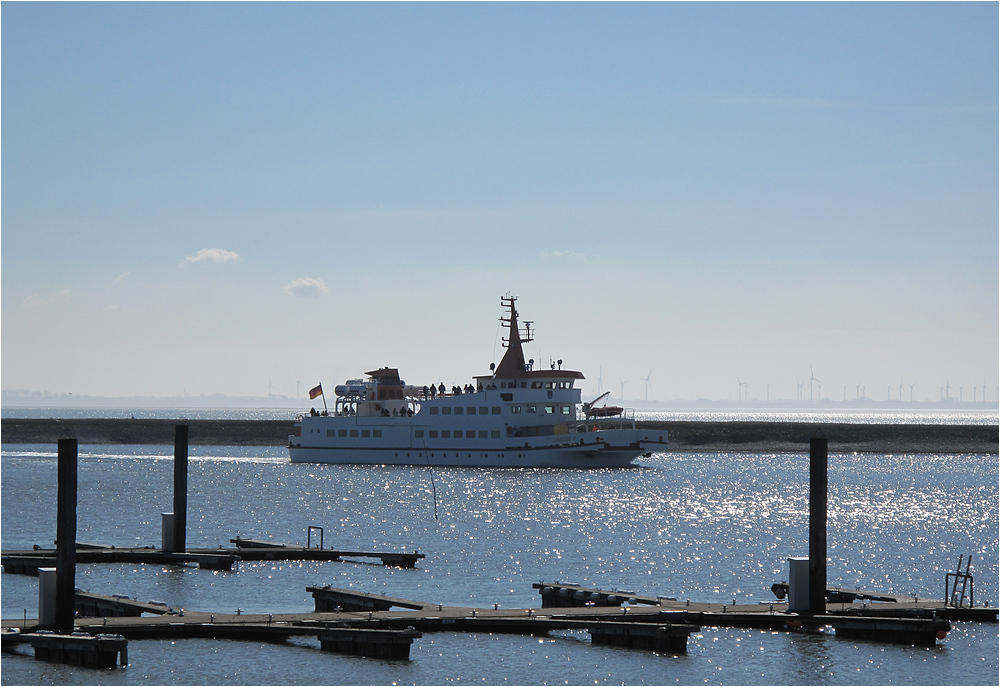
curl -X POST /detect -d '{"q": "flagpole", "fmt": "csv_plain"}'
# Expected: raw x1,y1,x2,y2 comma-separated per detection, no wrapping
309,383,328,415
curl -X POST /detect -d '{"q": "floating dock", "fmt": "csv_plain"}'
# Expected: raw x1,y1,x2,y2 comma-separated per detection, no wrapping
1,539,425,575
1,630,128,668
4,580,994,672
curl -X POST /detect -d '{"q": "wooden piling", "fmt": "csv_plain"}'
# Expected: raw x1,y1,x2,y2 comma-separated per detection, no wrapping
809,436,827,615
173,425,188,553
55,439,77,634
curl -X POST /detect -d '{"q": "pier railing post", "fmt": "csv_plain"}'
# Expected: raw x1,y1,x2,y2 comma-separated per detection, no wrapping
809,436,828,615
173,425,188,553
56,438,78,633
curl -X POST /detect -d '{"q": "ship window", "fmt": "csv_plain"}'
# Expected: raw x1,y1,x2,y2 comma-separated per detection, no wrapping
478,430,488,439
414,430,424,438
429,430,439,438
442,407,451,415
545,382,553,389
479,407,488,414
520,382,527,388
455,407,463,415
373,429,382,437
327,429,336,437
500,393,513,402
544,405,555,414
467,407,475,415
491,430,501,439
511,406,522,414
527,405,537,413
441,430,451,438
561,406,571,415
338,430,347,438
429,407,439,415
491,406,501,414
466,430,476,438
531,381,543,389
362,430,371,438
350,430,359,437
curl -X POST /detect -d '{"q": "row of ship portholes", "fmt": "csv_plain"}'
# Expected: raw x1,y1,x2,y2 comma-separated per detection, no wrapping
393,452,528,460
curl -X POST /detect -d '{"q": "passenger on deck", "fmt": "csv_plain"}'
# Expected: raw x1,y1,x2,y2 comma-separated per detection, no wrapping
438,383,446,395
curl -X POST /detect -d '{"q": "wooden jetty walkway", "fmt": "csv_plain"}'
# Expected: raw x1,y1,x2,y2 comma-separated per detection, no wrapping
1,539,425,576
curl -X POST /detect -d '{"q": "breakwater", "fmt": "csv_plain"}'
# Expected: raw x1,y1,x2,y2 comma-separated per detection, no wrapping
2,418,996,453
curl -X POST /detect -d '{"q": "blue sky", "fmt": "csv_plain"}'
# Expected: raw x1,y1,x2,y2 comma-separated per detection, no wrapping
3,2,997,403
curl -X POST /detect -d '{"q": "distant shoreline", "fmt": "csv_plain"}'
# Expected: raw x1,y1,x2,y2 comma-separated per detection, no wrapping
2,418,996,454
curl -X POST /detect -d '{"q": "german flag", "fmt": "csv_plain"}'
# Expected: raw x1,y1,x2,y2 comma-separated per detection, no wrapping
308,384,323,400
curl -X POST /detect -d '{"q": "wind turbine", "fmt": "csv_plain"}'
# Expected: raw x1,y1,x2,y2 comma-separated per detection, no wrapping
597,367,604,395
641,370,652,402
737,377,748,402
807,365,821,402
908,383,915,402
619,378,628,403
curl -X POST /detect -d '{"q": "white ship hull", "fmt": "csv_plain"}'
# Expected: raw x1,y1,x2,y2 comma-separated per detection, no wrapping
289,429,663,468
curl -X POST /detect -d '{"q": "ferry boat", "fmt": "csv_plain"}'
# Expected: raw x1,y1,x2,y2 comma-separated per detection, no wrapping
288,296,667,467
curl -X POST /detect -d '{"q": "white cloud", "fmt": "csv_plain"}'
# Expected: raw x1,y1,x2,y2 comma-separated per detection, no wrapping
23,290,71,307
182,248,242,266
283,277,330,297
114,271,131,284
541,250,586,262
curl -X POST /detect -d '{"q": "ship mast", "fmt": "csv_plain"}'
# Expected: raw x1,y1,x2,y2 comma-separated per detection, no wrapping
494,295,533,378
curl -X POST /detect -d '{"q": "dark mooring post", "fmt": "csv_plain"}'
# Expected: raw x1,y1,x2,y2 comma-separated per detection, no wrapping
172,425,188,553
809,436,828,615
55,438,78,633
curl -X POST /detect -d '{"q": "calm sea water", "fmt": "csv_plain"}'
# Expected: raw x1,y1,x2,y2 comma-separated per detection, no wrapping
1,440,996,685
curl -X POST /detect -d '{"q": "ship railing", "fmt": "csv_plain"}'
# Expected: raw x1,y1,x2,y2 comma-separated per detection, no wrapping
574,408,637,432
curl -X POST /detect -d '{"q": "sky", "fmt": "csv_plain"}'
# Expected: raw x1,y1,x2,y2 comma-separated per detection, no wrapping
2,2,997,404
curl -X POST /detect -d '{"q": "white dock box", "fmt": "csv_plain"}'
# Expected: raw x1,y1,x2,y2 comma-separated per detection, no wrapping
787,556,810,613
